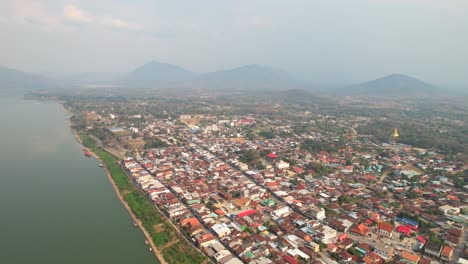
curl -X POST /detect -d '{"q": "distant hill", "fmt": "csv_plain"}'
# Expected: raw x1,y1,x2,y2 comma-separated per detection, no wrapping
120,61,299,90
273,88,335,105
190,64,299,90
120,61,197,88
347,74,437,96
0,66,56,90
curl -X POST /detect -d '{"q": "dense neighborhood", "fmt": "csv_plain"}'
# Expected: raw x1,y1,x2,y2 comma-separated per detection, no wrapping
75,107,467,264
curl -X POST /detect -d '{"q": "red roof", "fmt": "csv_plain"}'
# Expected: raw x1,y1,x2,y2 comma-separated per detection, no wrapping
377,222,394,233
283,255,299,264
215,209,225,215
416,236,426,244
238,209,256,218
397,225,411,236
267,153,278,158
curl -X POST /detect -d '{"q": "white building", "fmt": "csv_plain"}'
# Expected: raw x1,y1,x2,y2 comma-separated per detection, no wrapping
316,225,337,244
211,223,231,238
374,243,394,260
272,206,291,218
275,160,290,170
309,206,326,221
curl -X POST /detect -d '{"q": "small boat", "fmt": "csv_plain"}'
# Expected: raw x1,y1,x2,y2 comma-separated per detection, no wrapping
144,240,149,245
84,151,92,157
133,222,138,227
148,247,153,252
98,163,104,167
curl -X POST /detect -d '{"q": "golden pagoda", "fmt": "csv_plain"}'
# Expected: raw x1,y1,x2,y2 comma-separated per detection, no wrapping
392,128,399,144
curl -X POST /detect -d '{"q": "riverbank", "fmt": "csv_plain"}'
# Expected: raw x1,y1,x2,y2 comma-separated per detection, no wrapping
67,119,207,264
0,94,157,264
71,129,166,264
63,102,207,264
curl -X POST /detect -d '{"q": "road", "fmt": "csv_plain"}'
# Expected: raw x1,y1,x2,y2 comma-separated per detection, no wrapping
451,230,467,264
120,163,212,263
89,134,125,159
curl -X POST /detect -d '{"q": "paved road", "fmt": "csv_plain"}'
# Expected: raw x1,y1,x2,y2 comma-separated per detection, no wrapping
120,163,213,263
451,229,467,264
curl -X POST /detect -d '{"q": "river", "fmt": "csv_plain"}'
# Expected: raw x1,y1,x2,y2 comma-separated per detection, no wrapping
0,92,158,264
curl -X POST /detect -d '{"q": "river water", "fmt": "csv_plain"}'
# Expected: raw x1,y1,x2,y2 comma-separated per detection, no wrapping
0,93,157,264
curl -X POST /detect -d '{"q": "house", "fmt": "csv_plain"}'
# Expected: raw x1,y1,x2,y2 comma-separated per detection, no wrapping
313,224,337,244
283,254,299,264
196,233,216,247
376,222,394,238
233,197,251,209
276,160,290,170
308,242,320,252
424,241,442,259
362,252,383,264
440,246,454,262
339,238,354,250
350,223,371,237
327,243,338,253
401,252,421,264
397,225,412,237
329,218,353,232
273,206,291,218
374,243,394,260
309,206,326,221
339,251,353,262
211,223,231,238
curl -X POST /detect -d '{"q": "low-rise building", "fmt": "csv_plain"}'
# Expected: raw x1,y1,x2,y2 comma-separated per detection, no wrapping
440,245,454,262
376,222,394,238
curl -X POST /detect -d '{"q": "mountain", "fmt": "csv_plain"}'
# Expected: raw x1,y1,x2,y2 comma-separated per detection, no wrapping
191,64,299,90
119,61,300,90
347,74,437,96
0,66,56,90
120,61,196,88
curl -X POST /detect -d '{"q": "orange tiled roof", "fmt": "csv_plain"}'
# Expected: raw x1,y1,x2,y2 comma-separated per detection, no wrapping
401,252,420,263
441,245,454,256
377,222,393,233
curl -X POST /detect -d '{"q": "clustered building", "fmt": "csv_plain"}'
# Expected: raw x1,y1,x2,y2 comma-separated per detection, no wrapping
92,111,466,264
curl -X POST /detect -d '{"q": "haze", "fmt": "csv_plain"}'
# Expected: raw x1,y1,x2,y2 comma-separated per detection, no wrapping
1,0,467,85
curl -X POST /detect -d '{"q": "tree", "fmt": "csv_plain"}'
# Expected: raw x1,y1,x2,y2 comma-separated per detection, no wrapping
240,149,261,167
258,130,274,139
144,137,168,149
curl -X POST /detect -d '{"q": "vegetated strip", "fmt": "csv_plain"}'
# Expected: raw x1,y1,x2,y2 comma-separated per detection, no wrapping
78,132,206,264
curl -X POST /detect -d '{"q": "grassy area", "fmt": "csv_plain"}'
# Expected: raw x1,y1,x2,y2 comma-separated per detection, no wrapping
78,131,97,149
76,131,207,264
163,242,206,264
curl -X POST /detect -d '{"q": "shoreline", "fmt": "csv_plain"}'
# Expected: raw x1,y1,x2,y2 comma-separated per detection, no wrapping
63,105,167,264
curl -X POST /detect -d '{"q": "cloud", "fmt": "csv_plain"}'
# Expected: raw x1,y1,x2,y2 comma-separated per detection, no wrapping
100,17,144,30
1,1,147,32
63,4,92,24
0,0,67,31
62,4,143,30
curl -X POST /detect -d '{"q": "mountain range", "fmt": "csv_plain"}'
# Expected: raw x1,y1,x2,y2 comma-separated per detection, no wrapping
0,66,56,90
120,61,299,90
0,61,441,96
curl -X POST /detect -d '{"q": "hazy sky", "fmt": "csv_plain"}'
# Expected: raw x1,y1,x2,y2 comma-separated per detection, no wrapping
1,0,467,84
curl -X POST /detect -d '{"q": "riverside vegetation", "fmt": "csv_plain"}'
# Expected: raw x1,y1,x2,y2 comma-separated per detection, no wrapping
78,132,207,264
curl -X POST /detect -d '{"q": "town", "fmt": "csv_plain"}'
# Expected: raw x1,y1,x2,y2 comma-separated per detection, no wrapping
67,96,467,264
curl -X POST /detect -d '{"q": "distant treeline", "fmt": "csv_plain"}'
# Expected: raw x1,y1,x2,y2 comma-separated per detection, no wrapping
357,120,467,155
